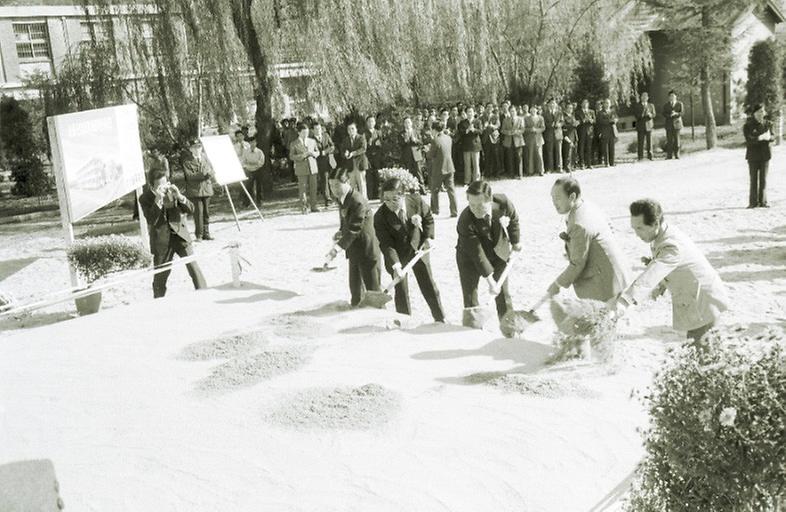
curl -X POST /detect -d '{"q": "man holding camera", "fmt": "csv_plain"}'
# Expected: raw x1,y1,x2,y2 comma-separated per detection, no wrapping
139,169,207,298
743,103,773,208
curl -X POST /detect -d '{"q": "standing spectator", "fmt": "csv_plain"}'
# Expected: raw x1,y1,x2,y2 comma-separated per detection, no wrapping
139,169,207,298
311,122,335,207
447,106,459,133
400,116,426,193
482,110,501,178
341,122,369,199
327,168,382,307
282,119,299,180
543,98,564,173
524,105,545,176
593,100,604,165
576,100,595,169
289,122,320,214
458,106,483,183
501,105,525,179
365,115,383,200
439,108,451,134
241,138,266,207
426,121,458,217
743,103,773,208
663,90,684,159
634,92,656,161
181,139,214,241
596,99,618,167
561,103,578,172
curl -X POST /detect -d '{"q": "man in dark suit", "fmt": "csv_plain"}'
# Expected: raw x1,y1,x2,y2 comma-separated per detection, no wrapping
181,139,214,241
456,180,522,323
427,121,458,217
561,103,578,172
576,99,595,169
596,99,618,167
400,116,426,193
458,106,483,183
341,122,369,199
328,167,381,307
374,178,445,322
634,92,656,161
364,115,383,200
743,103,774,208
543,98,564,173
663,90,684,159
139,169,207,298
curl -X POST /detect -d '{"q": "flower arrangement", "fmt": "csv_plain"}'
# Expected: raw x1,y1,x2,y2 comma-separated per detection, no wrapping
627,327,786,512
377,167,419,192
67,235,152,285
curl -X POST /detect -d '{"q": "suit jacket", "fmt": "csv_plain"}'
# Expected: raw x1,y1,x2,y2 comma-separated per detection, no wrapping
311,132,335,173
555,201,630,302
138,187,194,256
337,189,380,262
181,151,214,198
365,128,383,168
663,101,684,130
543,108,564,140
562,113,579,143
374,194,434,273
289,136,319,176
596,108,618,140
427,132,455,175
458,118,483,152
576,109,596,137
743,118,773,162
400,129,424,168
342,133,369,171
633,102,656,132
622,224,729,331
456,193,521,277
501,115,525,148
524,114,545,147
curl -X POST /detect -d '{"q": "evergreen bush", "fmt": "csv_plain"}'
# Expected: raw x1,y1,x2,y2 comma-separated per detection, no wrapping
67,235,152,285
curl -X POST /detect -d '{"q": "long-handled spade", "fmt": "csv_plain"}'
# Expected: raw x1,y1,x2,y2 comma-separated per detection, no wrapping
311,243,340,272
360,248,433,309
461,254,518,329
499,292,551,338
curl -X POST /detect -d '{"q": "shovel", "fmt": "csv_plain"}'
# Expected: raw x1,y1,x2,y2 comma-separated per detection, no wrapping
311,243,339,272
360,247,432,309
462,254,518,329
499,293,551,338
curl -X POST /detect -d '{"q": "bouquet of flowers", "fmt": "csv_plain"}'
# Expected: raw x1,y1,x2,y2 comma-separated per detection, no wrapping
377,167,419,193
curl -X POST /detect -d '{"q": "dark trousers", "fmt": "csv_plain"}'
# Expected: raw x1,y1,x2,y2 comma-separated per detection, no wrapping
482,144,501,177
748,160,769,206
637,130,653,160
666,127,681,158
242,169,263,205
430,171,458,216
600,136,616,166
561,140,576,172
192,196,210,239
349,256,381,306
578,130,592,168
152,236,207,298
457,255,512,319
687,322,714,343
317,167,331,205
391,256,445,322
366,168,379,200
544,134,561,172
504,146,523,178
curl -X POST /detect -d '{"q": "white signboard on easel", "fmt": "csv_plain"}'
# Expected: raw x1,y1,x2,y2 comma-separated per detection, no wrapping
47,104,148,286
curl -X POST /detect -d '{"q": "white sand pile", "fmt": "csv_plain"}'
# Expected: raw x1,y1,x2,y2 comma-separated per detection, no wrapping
485,373,600,399
265,313,332,341
196,349,309,393
177,331,270,361
267,383,400,430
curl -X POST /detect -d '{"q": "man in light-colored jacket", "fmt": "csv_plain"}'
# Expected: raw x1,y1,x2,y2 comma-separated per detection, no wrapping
610,199,730,342
289,121,320,214
547,177,630,302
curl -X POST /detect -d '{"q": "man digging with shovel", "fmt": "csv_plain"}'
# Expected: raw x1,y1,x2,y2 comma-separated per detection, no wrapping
370,178,446,321
456,180,521,328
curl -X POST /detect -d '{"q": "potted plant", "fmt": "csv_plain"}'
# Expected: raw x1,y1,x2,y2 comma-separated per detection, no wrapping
66,235,152,315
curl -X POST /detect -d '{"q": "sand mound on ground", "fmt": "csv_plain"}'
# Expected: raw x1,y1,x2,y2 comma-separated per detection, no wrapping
266,314,332,341
196,349,309,393
178,332,270,361
267,383,400,430
477,373,600,399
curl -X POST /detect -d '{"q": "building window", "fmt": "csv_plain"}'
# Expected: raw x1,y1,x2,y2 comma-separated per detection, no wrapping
13,22,51,61
79,19,113,50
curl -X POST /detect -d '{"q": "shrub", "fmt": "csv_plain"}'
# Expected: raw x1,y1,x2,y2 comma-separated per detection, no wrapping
657,135,668,152
627,327,786,512
745,39,782,118
377,167,419,192
67,235,152,284
0,96,50,197
626,140,638,154
10,156,50,197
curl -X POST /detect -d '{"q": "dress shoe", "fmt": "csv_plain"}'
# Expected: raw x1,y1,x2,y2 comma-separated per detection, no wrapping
202,234,214,241
760,203,770,208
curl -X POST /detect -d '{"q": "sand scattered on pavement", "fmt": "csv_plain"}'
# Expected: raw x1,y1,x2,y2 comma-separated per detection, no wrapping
178,331,270,361
267,383,400,430
196,349,309,393
466,372,600,398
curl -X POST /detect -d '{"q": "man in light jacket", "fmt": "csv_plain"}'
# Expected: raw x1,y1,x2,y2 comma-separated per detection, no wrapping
609,199,730,342
289,121,320,214
547,177,630,302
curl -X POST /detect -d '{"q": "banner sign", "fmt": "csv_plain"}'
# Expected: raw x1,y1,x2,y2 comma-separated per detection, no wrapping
200,135,247,186
50,104,145,222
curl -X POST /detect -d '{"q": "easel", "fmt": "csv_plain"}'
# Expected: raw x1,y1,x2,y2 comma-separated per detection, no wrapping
223,180,264,232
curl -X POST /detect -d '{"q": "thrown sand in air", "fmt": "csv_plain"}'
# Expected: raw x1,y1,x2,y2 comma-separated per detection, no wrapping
463,371,601,398
196,349,311,393
177,331,270,361
267,383,400,430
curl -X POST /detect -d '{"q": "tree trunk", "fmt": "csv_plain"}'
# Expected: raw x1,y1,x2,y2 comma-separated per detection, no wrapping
700,63,717,150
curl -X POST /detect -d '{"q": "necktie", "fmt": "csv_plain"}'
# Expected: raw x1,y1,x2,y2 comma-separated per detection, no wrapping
398,208,407,225
484,214,491,228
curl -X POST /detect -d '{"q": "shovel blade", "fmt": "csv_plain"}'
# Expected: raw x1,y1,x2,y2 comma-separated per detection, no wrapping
311,264,337,273
499,310,541,338
462,305,493,329
359,290,393,309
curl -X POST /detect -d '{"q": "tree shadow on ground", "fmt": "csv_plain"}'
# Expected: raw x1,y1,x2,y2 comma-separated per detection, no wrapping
0,257,39,282
706,247,786,269
0,310,75,332
214,283,299,304
290,300,353,318
276,223,339,232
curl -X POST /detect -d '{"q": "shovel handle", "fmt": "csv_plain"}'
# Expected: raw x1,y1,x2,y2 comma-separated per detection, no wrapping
490,252,518,295
384,247,432,293
528,293,550,313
